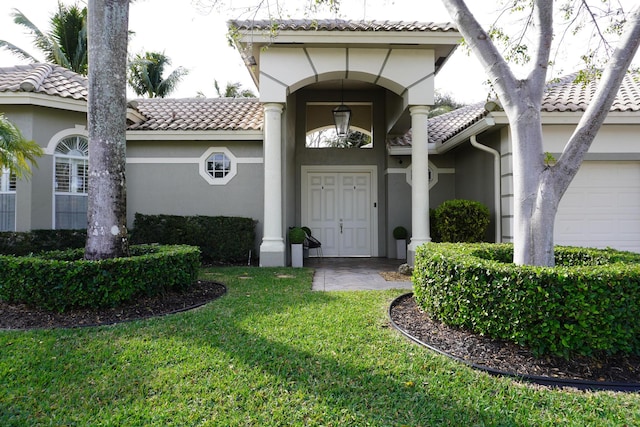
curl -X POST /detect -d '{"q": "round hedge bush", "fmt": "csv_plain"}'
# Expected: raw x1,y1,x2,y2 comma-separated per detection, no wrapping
288,227,307,244
413,243,640,357
435,199,490,242
0,244,201,312
393,226,408,240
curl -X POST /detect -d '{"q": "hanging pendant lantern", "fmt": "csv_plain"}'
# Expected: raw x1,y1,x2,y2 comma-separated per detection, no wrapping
332,80,351,137
332,104,351,137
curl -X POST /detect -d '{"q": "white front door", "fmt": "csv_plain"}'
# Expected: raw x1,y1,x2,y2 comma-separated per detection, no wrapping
304,169,374,257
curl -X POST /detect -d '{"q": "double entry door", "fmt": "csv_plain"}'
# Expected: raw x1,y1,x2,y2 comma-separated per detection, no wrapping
303,169,373,257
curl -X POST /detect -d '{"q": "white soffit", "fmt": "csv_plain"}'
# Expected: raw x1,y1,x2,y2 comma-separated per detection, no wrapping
237,29,461,47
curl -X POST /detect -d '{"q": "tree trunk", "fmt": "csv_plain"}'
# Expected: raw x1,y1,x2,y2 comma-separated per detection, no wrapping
508,104,550,266
85,0,130,260
530,170,563,266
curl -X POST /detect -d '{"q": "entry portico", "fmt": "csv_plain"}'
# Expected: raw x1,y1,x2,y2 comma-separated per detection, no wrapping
229,19,461,266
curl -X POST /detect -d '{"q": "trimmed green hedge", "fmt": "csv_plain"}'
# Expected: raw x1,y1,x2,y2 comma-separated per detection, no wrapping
413,243,640,357
130,213,256,264
434,199,490,243
0,244,200,312
0,229,86,255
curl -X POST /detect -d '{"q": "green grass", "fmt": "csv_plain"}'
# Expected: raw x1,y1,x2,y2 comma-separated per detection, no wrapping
1,267,639,426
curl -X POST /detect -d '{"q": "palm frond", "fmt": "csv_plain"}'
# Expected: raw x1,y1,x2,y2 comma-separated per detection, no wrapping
11,8,56,62
50,3,88,74
0,114,44,179
128,52,187,98
50,42,72,71
0,114,44,178
4,5,88,74
71,26,88,75
0,40,38,63
156,67,189,98
128,56,156,97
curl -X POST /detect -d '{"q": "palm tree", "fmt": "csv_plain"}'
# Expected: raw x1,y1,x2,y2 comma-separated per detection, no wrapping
85,0,129,260
127,51,188,98
0,2,88,75
0,114,44,179
214,80,256,98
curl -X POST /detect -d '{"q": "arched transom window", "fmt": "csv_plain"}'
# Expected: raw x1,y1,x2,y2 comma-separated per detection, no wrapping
54,135,89,229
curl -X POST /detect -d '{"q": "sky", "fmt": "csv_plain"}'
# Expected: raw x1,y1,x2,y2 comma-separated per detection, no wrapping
0,0,636,103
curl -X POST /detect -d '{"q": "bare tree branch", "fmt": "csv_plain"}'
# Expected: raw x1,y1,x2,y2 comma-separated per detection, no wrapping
526,0,554,96
441,0,519,105
555,6,640,188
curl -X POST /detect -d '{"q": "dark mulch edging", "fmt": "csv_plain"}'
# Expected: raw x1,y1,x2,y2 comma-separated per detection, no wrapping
0,280,226,330
389,293,640,392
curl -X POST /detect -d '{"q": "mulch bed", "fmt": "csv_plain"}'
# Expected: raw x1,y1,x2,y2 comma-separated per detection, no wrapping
379,271,411,282
390,293,640,385
0,280,226,330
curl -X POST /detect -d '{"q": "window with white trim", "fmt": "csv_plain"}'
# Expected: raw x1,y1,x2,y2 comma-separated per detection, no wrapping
54,135,88,229
305,128,373,149
206,152,231,179
198,147,237,185
0,168,16,231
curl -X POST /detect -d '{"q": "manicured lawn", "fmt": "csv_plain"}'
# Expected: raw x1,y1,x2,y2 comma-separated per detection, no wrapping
1,267,638,426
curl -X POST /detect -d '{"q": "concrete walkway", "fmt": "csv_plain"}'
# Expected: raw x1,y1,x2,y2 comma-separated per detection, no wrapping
306,257,413,291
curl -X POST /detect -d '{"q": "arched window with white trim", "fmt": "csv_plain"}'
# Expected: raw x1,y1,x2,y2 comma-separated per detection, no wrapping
0,168,16,231
54,135,88,229
305,127,372,149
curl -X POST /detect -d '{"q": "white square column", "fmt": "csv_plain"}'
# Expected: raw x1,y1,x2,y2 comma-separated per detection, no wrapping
407,105,431,265
259,103,286,266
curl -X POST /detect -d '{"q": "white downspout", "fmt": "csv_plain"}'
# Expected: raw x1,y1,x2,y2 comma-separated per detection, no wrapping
470,135,501,243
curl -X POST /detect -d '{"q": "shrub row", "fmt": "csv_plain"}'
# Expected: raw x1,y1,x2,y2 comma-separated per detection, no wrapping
0,244,200,312
130,213,256,264
0,229,86,255
413,243,640,357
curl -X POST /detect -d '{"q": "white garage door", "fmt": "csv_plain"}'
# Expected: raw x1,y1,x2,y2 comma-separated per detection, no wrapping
555,161,640,253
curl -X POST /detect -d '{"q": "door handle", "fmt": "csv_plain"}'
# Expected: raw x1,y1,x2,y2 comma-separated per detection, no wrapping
339,220,343,234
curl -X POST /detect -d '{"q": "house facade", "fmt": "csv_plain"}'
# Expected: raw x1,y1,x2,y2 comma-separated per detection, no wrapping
0,19,638,266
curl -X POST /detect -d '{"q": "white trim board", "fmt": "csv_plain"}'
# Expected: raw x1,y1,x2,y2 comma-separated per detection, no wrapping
126,157,263,164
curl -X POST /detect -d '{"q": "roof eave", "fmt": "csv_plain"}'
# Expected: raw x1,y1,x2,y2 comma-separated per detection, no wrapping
0,92,87,112
541,110,640,124
126,129,264,141
387,143,437,156
435,116,496,153
490,110,640,125
235,30,462,47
